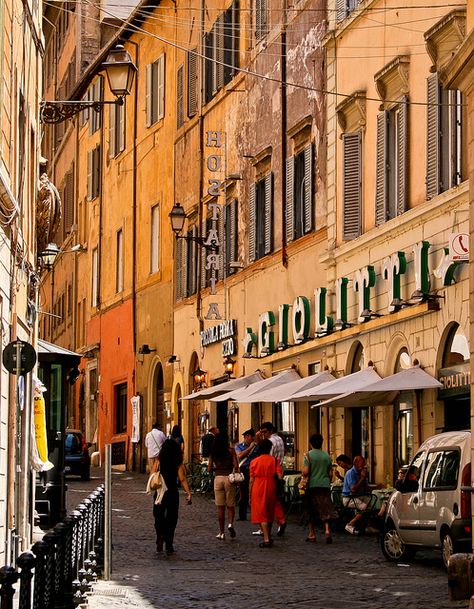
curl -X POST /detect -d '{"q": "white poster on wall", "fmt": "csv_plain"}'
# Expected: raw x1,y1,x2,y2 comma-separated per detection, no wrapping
131,395,141,443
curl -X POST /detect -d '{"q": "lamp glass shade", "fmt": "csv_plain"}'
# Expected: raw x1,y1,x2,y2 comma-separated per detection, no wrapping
102,45,137,97
40,242,60,268
169,203,186,235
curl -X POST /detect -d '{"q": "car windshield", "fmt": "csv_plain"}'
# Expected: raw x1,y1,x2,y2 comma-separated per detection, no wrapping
65,433,82,454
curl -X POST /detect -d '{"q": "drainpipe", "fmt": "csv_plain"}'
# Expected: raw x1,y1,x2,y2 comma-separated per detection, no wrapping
281,0,288,268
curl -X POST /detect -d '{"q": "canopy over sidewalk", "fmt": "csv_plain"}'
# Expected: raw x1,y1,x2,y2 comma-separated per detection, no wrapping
181,371,264,400
210,369,301,402
290,367,382,402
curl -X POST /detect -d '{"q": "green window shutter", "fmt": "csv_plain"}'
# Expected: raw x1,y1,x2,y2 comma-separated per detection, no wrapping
342,132,362,240
218,210,225,280
426,74,439,200
375,111,388,226
108,103,116,158
177,65,184,128
229,198,238,274
249,183,256,263
158,55,165,121
397,97,409,216
303,143,313,234
336,0,346,22
285,156,294,244
264,172,273,255
146,63,152,127
200,219,207,289
187,49,197,117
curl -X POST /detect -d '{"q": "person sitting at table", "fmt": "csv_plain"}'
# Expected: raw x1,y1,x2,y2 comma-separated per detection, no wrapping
342,455,372,535
335,454,352,483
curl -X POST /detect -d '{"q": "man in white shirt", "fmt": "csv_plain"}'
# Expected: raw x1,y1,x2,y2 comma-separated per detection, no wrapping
145,422,167,471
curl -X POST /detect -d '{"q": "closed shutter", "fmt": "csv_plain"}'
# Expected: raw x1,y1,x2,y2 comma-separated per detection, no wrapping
158,55,165,121
94,146,101,198
187,49,197,117
285,157,294,243
87,150,93,200
216,14,225,90
232,0,240,71
336,0,346,22
108,104,116,158
397,97,408,216
177,65,184,128
175,238,184,300
200,219,207,289
342,132,362,240
229,198,238,274
218,210,225,280
264,172,273,255
256,0,262,40
146,63,152,126
303,143,313,233
426,74,439,200
118,101,125,153
375,111,388,226
249,183,256,262
64,170,74,233
190,225,198,294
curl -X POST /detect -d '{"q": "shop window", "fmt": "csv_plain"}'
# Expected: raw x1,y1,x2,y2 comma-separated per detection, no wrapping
115,382,128,434
272,401,295,471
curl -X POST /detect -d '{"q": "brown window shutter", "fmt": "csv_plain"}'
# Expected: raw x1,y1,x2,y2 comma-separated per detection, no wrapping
64,170,74,234
146,63,153,127
342,132,362,240
285,156,294,244
303,143,313,234
218,208,225,280
248,184,256,263
177,65,184,128
426,74,440,200
190,225,198,295
375,111,388,226
216,14,225,90
397,97,409,216
264,172,273,255
175,237,184,300
158,55,165,121
336,0,346,22
187,49,198,117
229,198,238,274
200,219,207,289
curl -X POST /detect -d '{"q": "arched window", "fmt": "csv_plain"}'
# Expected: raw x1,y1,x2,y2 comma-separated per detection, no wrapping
442,324,469,367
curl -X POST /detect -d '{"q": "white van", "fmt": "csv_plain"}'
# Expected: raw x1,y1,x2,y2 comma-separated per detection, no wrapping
381,430,472,567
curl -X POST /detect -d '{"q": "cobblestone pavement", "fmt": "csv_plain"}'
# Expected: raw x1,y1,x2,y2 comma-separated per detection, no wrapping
66,468,469,609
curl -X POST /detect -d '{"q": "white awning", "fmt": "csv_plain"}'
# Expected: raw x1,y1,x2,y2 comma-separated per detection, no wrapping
290,367,382,402
248,370,336,403
181,371,264,400
210,369,301,403
314,366,442,408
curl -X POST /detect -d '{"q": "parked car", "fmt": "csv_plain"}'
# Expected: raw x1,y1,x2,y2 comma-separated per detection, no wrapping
64,429,91,480
381,430,471,568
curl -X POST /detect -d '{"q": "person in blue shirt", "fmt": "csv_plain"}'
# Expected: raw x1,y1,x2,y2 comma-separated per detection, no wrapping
342,455,372,534
235,429,259,521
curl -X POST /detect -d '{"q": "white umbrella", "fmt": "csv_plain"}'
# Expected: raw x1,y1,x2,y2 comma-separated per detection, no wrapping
290,366,382,401
249,370,336,403
181,371,264,400
314,366,442,408
210,369,301,403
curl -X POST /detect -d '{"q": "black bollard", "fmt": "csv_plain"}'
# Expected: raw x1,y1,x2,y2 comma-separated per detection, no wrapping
0,565,19,609
32,540,49,609
43,530,60,609
17,551,36,609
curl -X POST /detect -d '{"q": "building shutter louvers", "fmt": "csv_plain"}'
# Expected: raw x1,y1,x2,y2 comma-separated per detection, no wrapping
177,66,184,128
375,111,388,226
285,156,294,244
200,219,207,289
176,238,184,300
426,74,440,200
216,14,225,90
187,49,197,117
336,0,346,22
158,55,165,121
249,183,256,263
342,132,362,240
303,143,313,234
229,198,238,274
218,208,225,280
64,169,74,233
396,97,409,216
146,63,152,126
264,172,273,255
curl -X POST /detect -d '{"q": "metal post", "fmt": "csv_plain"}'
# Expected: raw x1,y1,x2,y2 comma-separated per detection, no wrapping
103,445,112,580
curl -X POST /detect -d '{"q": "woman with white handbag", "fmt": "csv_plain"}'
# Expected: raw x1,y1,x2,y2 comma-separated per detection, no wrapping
208,433,240,540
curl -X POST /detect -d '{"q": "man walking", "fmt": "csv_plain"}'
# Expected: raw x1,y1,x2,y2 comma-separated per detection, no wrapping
200,426,218,460
235,429,259,521
145,422,166,471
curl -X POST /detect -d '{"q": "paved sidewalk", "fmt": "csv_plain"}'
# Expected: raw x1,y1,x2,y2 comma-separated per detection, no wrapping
69,468,468,609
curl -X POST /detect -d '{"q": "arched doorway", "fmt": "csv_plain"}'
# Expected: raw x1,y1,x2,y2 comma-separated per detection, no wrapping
152,363,165,431
439,323,470,431
345,341,368,460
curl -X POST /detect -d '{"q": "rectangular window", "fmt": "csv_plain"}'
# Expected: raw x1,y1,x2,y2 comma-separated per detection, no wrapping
91,246,99,307
115,382,128,434
426,74,463,199
185,226,198,296
90,77,103,134
342,132,362,240
286,144,313,243
151,204,160,274
375,100,408,225
423,449,460,489
336,0,361,23
146,55,165,127
108,101,125,158
116,229,123,293
224,199,238,275
249,173,273,262
87,145,101,200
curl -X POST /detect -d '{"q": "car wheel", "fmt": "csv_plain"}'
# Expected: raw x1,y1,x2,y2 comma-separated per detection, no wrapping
441,530,454,569
381,523,413,562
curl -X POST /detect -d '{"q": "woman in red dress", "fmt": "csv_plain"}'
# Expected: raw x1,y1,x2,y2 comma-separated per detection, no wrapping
249,438,283,547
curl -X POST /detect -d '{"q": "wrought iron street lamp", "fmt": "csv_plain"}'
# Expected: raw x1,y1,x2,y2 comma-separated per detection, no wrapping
38,243,60,270
193,367,207,389
169,202,217,250
40,45,137,124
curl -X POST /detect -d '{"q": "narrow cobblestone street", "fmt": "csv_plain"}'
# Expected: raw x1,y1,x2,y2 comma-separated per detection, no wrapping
67,469,469,609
